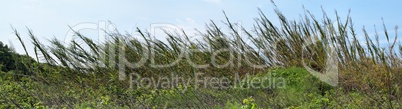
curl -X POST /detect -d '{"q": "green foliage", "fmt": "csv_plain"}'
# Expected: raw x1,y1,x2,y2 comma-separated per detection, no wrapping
1,3,401,108
241,97,259,109
0,41,35,75
0,42,15,72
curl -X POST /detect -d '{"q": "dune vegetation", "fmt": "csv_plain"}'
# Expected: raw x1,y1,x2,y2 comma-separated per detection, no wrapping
0,5,401,109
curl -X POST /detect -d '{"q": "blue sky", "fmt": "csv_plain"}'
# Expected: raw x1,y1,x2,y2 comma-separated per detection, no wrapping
1,0,401,55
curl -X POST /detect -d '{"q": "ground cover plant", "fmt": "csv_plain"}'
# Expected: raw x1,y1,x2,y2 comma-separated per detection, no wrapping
0,3,401,109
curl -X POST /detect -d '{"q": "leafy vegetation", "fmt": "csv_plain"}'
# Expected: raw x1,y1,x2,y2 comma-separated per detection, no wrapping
0,4,401,108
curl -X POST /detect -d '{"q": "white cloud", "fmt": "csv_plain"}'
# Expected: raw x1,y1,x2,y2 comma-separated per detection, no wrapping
204,0,223,4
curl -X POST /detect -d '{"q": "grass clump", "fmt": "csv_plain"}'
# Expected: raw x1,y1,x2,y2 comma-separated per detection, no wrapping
1,3,401,108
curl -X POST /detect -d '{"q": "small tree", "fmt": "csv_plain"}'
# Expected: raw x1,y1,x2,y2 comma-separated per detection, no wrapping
0,41,35,73
0,41,15,72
